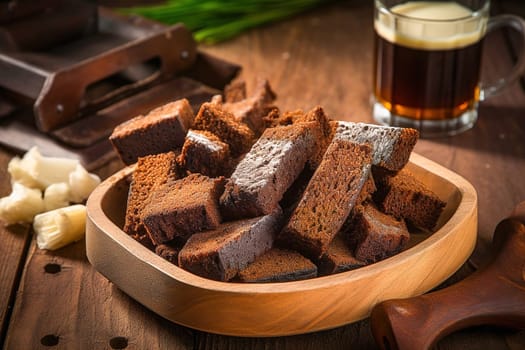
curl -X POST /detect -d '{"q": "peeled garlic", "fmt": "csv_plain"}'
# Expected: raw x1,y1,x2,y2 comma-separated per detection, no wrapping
12,147,80,189
2,148,99,248
68,164,101,203
33,204,86,250
44,182,72,211
8,156,41,188
0,182,44,224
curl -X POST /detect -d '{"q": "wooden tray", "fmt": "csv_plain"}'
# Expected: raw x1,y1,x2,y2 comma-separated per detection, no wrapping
85,152,478,337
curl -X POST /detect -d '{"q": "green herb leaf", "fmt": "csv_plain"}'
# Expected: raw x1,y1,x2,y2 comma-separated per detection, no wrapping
119,0,331,44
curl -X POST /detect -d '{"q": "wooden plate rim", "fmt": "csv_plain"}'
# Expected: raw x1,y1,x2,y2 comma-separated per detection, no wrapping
85,152,478,334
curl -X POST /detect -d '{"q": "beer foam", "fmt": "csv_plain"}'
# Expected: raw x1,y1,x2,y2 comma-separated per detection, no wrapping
392,1,471,20
375,1,487,50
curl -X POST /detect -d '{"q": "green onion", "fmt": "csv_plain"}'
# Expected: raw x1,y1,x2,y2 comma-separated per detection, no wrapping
119,0,332,44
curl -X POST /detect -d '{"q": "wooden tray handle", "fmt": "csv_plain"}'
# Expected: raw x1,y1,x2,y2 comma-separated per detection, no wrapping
370,202,525,350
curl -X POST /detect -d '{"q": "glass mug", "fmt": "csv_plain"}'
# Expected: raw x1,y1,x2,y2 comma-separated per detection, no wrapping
372,0,525,137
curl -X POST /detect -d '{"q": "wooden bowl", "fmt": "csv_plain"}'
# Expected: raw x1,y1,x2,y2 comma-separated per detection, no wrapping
85,153,477,337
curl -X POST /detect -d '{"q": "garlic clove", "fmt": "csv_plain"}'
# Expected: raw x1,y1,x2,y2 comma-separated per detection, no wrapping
22,147,80,189
43,182,72,211
68,164,101,203
0,182,44,224
33,204,86,250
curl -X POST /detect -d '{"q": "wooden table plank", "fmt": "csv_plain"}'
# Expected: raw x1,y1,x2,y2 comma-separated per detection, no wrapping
194,322,374,350
202,0,375,121
3,239,193,349
0,151,32,344
0,223,30,344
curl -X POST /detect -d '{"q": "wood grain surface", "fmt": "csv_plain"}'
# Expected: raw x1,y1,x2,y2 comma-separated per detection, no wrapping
0,153,32,343
1,0,525,349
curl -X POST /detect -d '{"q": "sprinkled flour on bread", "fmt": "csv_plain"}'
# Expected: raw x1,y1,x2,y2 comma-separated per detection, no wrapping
220,122,319,219
334,121,419,171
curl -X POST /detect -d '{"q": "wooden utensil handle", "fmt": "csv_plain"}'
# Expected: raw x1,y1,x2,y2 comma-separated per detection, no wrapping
370,203,525,350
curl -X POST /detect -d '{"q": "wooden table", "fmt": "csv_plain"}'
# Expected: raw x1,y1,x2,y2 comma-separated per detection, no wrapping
1,0,525,348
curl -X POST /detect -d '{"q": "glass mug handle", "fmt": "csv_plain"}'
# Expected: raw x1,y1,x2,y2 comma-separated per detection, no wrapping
480,14,525,100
